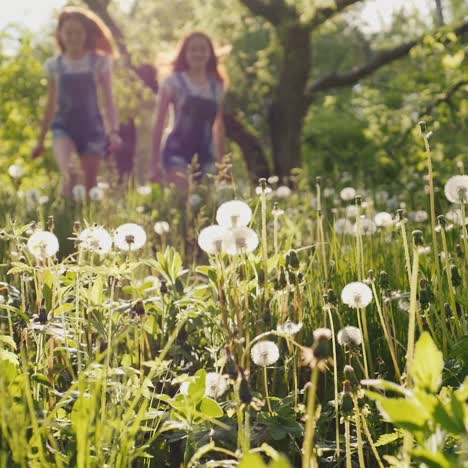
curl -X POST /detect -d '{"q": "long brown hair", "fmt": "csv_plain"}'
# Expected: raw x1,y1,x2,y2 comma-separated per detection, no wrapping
173,32,223,82
56,7,118,58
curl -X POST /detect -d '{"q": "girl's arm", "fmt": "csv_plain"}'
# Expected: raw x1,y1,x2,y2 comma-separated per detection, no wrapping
32,78,56,158
150,86,171,181
212,100,225,163
99,64,121,150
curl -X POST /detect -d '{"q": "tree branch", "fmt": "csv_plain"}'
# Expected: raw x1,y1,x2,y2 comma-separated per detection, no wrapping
308,0,364,31
238,0,292,26
308,18,468,94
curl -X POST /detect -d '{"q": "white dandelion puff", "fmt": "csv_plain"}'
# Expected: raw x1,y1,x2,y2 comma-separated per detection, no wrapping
341,282,373,309
444,175,468,203
374,212,393,228
340,187,356,201
355,218,377,236
216,200,252,228
137,185,152,196
275,185,292,198
222,226,259,255
205,372,228,399
337,326,362,347
154,221,170,235
198,225,229,254
346,205,359,218
8,164,23,179
89,186,105,201
446,208,468,226
27,231,59,260
277,320,303,335
78,227,113,254
251,341,280,367
72,184,86,202
114,223,147,251
334,218,353,235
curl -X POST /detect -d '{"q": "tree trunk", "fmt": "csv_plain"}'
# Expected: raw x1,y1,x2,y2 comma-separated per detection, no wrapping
434,0,445,26
270,25,311,179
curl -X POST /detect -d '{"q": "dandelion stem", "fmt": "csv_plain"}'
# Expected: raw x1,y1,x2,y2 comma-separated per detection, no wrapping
302,365,320,468
357,309,370,380
361,411,384,468
263,366,272,413
352,394,366,468
345,420,352,468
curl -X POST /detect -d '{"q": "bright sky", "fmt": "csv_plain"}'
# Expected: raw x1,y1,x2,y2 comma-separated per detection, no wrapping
1,0,433,34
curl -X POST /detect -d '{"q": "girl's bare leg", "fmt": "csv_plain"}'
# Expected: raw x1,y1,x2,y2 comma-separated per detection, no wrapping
53,137,79,197
80,155,101,192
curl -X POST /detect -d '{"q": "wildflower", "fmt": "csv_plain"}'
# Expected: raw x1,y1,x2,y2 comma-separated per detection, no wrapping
267,175,279,185
97,181,109,191
137,185,152,196
72,184,86,202
334,218,353,235
216,200,252,228
222,226,259,255
154,221,170,235
189,193,203,208
374,212,393,228
323,187,335,198
345,205,359,218
354,218,377,236
340,187,356,201
341,282,373,308
444,175,468,203
337,326,362,348
27,231,59,260
275,185,292,198
114,223,147,251
300,328,333,370
251,341,280,367
277,320,303,335
446,208,468,226
8,164,23,179
205,372,228,399
198,225,228,254
255,178,272,195
142,275,161,290
89,186,104,201
272,204,284,217
412,210,428,223
78,227,113,254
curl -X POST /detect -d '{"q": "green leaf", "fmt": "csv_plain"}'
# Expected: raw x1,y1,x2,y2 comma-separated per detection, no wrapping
374,396,430,431
239,454,267,468
411,332,443,393
31,373,52,388
188,369,206,404
0,335,16,350
411,448,453,468
269,455,292,468
374,431,403,447
199,397,223,418
90,276,103,305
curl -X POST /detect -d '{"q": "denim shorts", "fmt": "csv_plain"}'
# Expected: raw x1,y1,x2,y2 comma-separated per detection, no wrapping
52,127,107,157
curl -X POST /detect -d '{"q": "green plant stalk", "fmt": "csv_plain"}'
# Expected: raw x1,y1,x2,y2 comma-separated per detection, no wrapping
318,212,328,283
302,365,320,468
399,220,412,286
357,308,370,380
439,227,462,336
355,211,365,280
273,214,279,256
421,131,442,294
263,365,273,413
261,188,268,296
460,200,468,265
352,395,366,468
345,419,352,468
361,411,384,468
326,306,340,465
370,281,401,381
403,244,420,457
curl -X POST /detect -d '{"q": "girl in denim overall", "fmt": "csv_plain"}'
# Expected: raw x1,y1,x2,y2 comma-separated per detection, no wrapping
151,32,225,190
32,7,121,196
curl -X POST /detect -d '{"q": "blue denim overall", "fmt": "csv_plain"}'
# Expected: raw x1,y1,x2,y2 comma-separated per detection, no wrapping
162,73,218,174
52,53,107,156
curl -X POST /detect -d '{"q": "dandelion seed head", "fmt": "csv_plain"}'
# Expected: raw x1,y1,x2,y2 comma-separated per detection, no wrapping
335,218,353,235
8,164,23,179
341,282,373,309
251,340,280,367
137,185,152,196
337,326,362,347
72,184,86,202
216,200,252,228
255,185,272,195
205,372,228,399
222,226,259,255
340,187,356,201
374,212,393,228
444,175,468,203
89,186,105,201
275,185,292,198
27,231,59,260
267,175,279,185
277,320,303,335
446,209,468,226
354,218,377,236
154,221,170,235
79,227,113,254
114,223,147,251
346,205,359,218
198,225,229,254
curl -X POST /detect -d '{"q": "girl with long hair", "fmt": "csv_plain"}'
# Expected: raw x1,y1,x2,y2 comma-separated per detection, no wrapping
32,6,121,196
150,32,225,189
